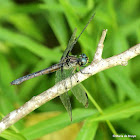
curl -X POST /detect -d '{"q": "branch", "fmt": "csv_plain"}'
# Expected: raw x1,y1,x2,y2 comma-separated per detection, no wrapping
0,29,140,133
93,29,107,63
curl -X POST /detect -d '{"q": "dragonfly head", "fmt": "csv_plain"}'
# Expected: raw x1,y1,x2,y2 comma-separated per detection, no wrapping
78,54,89,66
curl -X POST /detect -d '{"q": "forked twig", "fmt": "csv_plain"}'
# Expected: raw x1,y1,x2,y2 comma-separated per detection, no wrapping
0,29,140,133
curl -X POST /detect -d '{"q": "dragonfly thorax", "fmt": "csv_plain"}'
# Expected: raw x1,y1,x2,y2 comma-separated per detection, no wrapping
78,53,88,66
62,54,88,69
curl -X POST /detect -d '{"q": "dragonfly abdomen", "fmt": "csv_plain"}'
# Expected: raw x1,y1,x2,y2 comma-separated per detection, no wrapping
10,63,62,85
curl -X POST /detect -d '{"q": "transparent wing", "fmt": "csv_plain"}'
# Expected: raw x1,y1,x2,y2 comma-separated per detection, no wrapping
56,67,88,121
59,92,72,121
60,13,95,62
71,83,88,108
60,28,77,61
55,68,73,121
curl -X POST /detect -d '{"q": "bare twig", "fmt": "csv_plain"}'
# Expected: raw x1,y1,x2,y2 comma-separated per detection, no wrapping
93,29,107,63
0,29,140,133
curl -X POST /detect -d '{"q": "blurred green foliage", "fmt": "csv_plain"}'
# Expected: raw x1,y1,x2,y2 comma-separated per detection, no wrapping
0,0,140,140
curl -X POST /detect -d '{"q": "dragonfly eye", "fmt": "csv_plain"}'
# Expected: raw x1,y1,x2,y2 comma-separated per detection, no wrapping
80,53,87,58
78,53,88,66
80,58,88,66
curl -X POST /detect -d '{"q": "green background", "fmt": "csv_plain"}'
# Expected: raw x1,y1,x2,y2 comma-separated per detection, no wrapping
0,0,140,140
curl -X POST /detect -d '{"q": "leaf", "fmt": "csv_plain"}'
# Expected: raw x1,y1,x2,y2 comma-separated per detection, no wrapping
0,130,26,140
0,27,61,60
76,119,98,140
21,109,96,140
105,67,140,101
91,101,140,121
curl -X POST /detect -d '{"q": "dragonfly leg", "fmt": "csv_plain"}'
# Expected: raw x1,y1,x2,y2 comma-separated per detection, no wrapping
80,70,91,74
72,67,80,83
79,66,91,74
72,67,77,74
75,67,78,72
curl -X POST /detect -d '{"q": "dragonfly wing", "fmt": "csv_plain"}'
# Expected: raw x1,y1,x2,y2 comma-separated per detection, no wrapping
55,68,73,121
55,68,73,83
60,13,95,62
60,28,77,61
55,69,63,83
59,92,72,121
71,83,88,108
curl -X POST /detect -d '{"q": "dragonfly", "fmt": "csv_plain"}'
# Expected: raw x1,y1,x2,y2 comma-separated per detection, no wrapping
11,13,95,121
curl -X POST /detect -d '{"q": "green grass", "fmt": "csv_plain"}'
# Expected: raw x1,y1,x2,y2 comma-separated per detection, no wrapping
0,0,140,140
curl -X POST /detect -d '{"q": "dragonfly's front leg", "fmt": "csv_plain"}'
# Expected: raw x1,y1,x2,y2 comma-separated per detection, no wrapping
79,66,91,74
70,67,80,83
